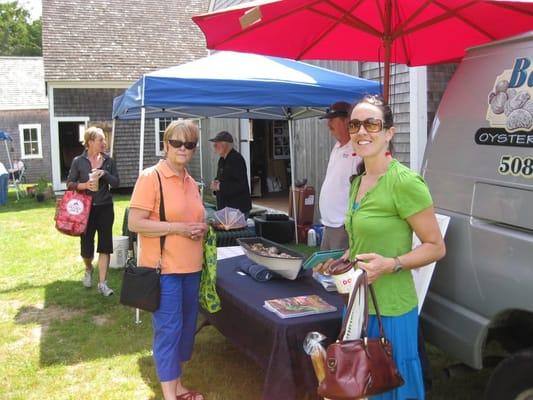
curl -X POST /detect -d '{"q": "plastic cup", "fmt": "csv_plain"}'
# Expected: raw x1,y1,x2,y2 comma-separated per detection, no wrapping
88,170,100,192
332,268,357,294
327,259,357,294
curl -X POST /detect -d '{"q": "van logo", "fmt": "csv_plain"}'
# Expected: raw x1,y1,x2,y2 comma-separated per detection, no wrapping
487,57,533,133
477,58,533,148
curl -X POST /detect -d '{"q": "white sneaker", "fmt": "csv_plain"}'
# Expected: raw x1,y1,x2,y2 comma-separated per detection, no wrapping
83,270,93,288
97,281,114,297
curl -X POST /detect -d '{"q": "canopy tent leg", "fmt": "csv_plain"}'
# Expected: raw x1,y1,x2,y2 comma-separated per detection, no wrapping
135,242,142,324
288,119,298,243
199,118,204,197
110,119,116,158
139,107,146,174
134,109,146,324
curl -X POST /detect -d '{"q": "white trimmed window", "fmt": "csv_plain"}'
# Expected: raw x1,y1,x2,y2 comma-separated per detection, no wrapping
155,118,178,156
19,124,42,159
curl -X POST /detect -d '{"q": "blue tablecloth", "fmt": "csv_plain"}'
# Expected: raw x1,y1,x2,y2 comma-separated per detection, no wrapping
202,255,344,400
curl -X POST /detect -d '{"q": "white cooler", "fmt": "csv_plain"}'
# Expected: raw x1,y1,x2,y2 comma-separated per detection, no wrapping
109,236,129,269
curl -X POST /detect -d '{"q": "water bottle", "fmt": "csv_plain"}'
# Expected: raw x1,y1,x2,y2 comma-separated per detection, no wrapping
307,228,317,247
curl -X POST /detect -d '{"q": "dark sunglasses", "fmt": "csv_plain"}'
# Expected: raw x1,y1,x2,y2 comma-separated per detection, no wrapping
348,118,385,134
168,139,197,150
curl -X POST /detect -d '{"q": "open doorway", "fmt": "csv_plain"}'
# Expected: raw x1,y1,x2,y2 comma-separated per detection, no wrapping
250,119,291,213
58,121,85,181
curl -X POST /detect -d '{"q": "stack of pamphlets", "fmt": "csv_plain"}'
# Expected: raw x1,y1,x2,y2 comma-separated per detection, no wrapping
312,271,337,292
264,295,337,319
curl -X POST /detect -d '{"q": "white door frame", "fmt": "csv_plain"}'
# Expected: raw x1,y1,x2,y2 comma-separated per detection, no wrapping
51,114,90,190
48,81,133,191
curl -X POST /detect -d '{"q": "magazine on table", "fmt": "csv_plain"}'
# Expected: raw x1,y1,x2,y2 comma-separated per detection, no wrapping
264,295,337,319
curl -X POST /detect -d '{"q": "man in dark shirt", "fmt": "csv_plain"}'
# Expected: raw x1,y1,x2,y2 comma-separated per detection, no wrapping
209,131,252,216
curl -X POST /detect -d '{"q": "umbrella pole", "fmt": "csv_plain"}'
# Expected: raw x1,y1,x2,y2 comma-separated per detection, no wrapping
383,0,392,104
4,141,19,200
288,118,298,243
5,141,13,173
383,42,391,105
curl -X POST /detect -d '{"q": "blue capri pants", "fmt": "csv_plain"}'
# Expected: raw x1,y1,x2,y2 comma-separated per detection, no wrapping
152,272,201,382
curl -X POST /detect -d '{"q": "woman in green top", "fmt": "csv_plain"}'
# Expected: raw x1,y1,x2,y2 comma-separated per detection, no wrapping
344,95,446,399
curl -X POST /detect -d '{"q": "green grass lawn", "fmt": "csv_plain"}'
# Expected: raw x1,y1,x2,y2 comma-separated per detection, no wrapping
0,188,493,399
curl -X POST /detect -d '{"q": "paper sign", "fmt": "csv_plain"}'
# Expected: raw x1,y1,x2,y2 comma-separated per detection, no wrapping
412,213,451,313
217,246,245,260
304,195,315,206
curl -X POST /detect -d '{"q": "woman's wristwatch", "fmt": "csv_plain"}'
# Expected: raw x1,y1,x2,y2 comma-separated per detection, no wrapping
392,256,403,273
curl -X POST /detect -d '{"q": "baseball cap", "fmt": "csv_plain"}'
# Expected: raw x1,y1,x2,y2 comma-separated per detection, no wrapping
319,101,351,119
208,131,234,143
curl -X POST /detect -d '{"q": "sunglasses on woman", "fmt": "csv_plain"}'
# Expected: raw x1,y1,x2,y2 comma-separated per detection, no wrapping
348,118,385,134
168,139,197,150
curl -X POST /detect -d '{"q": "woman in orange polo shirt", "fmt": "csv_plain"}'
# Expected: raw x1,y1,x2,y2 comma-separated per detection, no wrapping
128,120,207,400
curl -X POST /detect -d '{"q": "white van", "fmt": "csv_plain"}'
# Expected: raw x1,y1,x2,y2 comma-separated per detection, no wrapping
422,32,533,399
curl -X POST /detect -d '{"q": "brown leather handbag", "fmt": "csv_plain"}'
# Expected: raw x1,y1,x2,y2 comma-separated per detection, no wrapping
317,270,404,400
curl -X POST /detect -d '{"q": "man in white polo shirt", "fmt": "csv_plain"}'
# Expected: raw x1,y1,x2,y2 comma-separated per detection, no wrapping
318,101,361,250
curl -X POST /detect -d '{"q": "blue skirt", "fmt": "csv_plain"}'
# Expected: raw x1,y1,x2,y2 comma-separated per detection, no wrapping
367,307,425,400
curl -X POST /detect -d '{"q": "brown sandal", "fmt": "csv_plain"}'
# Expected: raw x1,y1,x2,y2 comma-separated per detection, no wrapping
176,391,204,400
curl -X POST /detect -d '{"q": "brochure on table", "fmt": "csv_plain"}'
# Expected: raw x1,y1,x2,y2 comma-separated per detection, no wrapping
264,295,337,319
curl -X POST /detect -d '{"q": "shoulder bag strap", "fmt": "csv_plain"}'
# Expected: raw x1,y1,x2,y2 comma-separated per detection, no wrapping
155,170,166,260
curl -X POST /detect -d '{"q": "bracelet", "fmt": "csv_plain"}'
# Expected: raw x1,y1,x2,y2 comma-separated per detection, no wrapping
166,223,171,235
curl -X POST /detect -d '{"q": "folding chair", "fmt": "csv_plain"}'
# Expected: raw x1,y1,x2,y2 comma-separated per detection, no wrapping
8,167,24,199
15,165,27,184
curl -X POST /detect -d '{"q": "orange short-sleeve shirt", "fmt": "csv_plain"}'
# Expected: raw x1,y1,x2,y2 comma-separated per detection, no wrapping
129,160,205,274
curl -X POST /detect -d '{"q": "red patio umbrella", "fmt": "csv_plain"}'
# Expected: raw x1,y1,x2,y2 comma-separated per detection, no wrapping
193,0,533,102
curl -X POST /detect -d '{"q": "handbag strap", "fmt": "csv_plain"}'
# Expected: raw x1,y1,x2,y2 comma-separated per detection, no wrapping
337,267,386,341
366,281,386,339
155,170,166,259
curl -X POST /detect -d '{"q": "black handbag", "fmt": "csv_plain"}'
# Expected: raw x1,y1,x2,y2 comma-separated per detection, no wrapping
120,171,166,312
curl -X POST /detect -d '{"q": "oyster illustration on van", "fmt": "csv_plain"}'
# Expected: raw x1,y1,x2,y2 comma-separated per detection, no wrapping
486,58,533,133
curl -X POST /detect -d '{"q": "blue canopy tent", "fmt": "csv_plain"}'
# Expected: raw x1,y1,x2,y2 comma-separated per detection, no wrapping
112,51,380,121
0,131,20,200
111,51,379,169
111,51,380,236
